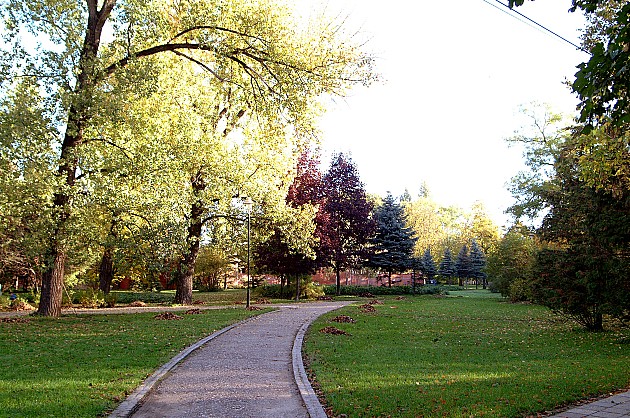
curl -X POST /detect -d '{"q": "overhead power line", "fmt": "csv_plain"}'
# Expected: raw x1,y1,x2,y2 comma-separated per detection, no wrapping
481,0,589,53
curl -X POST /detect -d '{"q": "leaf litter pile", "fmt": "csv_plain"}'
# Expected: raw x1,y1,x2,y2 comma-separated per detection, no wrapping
319,326,351,336
359,304,377,313
184,308,202,315
154,312,183,320
331,315,356,323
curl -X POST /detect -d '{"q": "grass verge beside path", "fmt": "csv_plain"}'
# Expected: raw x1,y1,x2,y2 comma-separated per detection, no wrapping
0,308,267,418
304,293,630,418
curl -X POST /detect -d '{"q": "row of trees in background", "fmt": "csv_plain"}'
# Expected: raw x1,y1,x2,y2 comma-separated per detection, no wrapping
0,0,377,316
254,150,497,297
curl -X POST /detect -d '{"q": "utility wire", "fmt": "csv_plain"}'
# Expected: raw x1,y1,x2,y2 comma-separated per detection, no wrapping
481,0,590,54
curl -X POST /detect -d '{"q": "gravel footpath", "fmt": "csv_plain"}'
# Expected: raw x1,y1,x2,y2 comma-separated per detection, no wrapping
110,302,351,418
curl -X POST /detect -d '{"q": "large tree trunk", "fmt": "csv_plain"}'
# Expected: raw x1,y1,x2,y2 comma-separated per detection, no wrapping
99,248,114,294
175,172,205,305
36,250,66,317
37,0,116,317
335,265,341,296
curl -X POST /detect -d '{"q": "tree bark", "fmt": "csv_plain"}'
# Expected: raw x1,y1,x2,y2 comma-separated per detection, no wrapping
99,248,114,294
175,172,205,305
36,250,66,317
335,265,341,296
37,0,116,316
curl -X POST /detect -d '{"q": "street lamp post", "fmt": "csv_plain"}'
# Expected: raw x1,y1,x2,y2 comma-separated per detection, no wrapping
243,197,253,308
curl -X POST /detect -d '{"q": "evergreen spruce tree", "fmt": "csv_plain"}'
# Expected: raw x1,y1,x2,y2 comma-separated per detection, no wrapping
455,245,470,286
421,248,437,284
469,239,487,289
368,193,417,287
438,247,456,285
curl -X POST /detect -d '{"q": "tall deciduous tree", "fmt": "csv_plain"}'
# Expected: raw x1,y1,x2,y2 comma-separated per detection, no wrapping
368,193,416,287
254,150,322,299
317,153,374,295
508,107,630,330
486,225,538,302
0,0,375,315
533,139,630,330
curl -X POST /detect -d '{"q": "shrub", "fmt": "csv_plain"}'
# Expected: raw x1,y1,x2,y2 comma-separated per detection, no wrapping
113,291,174,305
104,292,117,308
74,289,105,308
255,280,326,300
322,285,446,296
0,295,11,309
508,278,533,302
301,281,325,299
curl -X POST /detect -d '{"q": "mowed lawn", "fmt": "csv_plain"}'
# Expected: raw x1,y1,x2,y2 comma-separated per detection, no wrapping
304,293,630,418
0,308,262,418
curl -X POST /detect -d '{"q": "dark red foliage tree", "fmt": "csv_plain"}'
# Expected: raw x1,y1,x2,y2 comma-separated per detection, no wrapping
316,153,375,295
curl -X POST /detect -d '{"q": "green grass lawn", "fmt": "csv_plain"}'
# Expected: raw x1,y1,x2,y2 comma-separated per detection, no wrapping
0,308,264,418
304,293,630,418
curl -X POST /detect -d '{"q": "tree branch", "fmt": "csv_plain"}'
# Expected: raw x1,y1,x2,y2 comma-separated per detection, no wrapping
168,25,269,46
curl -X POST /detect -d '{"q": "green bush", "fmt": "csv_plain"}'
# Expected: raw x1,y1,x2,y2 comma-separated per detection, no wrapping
73,289,105,308
0,294,10,309
301,281,325,299
508,278,534,302
255,280,326,300
104,292,117,307
323,285,446,296
113,291,174,305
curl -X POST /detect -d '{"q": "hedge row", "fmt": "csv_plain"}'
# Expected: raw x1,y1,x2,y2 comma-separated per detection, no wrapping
322,285,447,296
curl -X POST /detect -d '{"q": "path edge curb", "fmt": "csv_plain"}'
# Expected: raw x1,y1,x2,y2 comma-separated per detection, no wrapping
292,319,328,418
108,314,262,418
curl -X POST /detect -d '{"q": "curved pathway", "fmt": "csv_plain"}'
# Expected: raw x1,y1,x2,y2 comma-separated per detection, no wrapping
110,302,350,418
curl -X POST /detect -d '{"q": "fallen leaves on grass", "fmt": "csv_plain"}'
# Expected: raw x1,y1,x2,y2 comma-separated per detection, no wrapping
255,298,271,304
184,309,202,315
317,296,333,301
0,317,30,324
128,301,147,307
359,304,377,313
368,299,383,305
331,315,356,324
154,312,183,320
319,326,351,336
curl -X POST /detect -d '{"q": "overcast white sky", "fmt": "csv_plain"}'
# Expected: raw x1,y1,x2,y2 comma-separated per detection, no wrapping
300,0,589,228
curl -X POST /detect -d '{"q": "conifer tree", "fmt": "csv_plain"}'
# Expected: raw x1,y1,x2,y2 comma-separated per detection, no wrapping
469,239,487,289
455,245,470,286
368,193,416,287
421,248,437,284
438,248,456,285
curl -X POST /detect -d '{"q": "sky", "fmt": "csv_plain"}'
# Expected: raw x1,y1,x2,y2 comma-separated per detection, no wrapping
299,0,590,228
